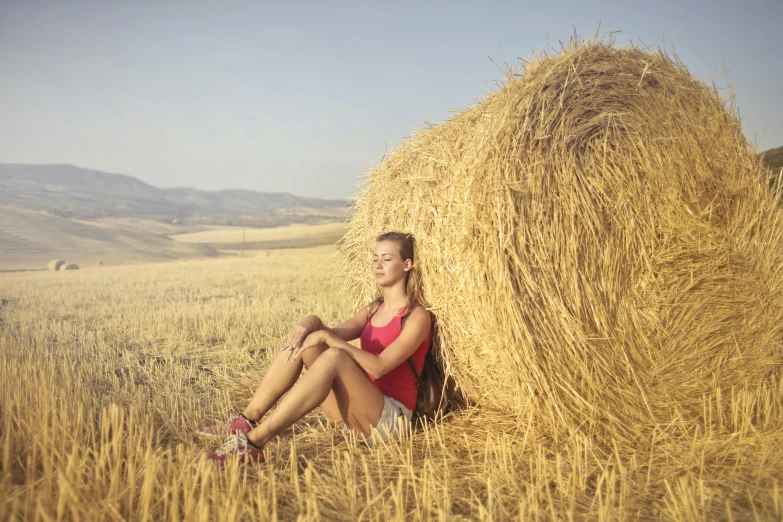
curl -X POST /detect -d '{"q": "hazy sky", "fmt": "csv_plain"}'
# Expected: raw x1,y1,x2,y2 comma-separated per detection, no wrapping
1,1,781,199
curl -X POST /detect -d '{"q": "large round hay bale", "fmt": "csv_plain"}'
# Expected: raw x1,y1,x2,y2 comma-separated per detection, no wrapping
48,259,66,271
337,38,783,449
59,263,80,271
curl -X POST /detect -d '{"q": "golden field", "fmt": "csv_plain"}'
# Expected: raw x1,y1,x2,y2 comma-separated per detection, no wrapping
1,245,782,521
171,223,349,252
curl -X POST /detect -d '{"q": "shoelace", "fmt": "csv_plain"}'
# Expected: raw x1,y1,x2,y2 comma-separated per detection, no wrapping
212,413,243,433
224,413,256,429
215,433,249,457
226,413,243,424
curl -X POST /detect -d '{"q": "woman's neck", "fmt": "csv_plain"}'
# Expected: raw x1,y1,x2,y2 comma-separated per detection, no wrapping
382,283,409,311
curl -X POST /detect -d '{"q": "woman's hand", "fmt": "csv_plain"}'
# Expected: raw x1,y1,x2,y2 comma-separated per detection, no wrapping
287,330,331,362
282,315,322,353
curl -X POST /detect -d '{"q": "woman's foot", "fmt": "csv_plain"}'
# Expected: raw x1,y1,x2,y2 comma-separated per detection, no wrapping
205,433,265,469
197,413,255,439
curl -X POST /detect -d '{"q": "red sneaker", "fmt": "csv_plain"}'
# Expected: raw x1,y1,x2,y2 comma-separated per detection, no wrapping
197,413,254,439
205,433,265,470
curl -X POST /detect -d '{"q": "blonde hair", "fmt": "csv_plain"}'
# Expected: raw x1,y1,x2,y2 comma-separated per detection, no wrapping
368,231,428,318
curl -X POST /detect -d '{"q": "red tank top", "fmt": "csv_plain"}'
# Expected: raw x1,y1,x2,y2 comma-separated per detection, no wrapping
360,301,431,411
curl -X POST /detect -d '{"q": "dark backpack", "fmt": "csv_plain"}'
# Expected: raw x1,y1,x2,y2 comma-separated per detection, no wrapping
401,304,450,423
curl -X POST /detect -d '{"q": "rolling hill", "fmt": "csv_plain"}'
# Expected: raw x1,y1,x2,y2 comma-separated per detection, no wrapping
0,205,219,271
0,163,349,225
759,145,783,173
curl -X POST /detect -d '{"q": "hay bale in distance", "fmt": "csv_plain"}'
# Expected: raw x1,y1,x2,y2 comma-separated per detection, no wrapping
337,37,783,450
59,263,80,271
48,259,66,271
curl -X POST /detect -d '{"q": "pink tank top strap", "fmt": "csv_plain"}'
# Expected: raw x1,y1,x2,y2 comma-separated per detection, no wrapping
367,302,380,321
367,299,420,322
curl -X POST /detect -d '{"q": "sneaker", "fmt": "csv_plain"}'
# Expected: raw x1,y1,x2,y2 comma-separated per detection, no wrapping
205,433,265,470
197,413,255,439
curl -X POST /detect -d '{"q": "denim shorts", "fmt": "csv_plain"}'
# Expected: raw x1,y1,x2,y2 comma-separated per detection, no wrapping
343,394,413,444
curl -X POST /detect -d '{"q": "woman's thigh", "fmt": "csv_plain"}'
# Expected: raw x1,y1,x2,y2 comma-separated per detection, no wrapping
313,349,385,438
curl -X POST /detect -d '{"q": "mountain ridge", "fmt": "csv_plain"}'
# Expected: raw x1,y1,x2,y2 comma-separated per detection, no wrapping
0,163,348,225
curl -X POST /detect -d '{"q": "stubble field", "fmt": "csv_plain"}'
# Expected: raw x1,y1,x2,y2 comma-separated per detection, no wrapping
1,245,782,520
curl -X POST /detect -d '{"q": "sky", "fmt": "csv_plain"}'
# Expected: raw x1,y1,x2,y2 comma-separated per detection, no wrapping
0,1,781,200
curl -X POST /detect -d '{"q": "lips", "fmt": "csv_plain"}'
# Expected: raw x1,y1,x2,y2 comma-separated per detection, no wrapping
375,273,384,277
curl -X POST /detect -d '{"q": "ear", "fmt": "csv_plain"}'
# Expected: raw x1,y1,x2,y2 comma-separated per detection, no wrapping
403,259,413,272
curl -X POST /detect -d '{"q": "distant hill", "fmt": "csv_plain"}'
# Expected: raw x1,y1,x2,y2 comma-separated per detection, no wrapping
0,204,218,271
759,146,783,173
0,163,348,226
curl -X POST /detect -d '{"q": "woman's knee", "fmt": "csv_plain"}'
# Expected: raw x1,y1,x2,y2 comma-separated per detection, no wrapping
301,342,330,368
310,347,350,370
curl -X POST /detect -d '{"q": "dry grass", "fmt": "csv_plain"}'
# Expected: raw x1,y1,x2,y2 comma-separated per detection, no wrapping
337,35,783,457
0,246,781,520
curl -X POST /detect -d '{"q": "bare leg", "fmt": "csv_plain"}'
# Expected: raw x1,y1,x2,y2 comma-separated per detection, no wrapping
242,343,330,421
301,348,347,428
247,348,385,447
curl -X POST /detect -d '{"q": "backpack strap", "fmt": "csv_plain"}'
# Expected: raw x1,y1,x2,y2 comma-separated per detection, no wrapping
407,358,422,388
401,303,423,387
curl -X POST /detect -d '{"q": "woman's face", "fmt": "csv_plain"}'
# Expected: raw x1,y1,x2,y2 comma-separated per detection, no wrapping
373,240,412,287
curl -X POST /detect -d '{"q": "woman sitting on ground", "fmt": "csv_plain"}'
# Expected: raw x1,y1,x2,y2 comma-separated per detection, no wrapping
198,231,432,467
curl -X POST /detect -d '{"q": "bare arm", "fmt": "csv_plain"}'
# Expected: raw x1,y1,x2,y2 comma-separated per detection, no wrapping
282,306,370,352
294,307,432,379
318,305,371,342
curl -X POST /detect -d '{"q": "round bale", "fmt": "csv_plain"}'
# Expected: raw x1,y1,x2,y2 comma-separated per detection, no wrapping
59,263,80,271
48,259,66,271
336,38,783,450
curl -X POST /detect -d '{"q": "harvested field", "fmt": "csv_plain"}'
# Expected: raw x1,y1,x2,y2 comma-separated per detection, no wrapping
172,222,348,251
0,246,781,520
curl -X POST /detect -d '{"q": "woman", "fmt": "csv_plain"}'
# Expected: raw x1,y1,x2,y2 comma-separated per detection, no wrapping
199,231,432,467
